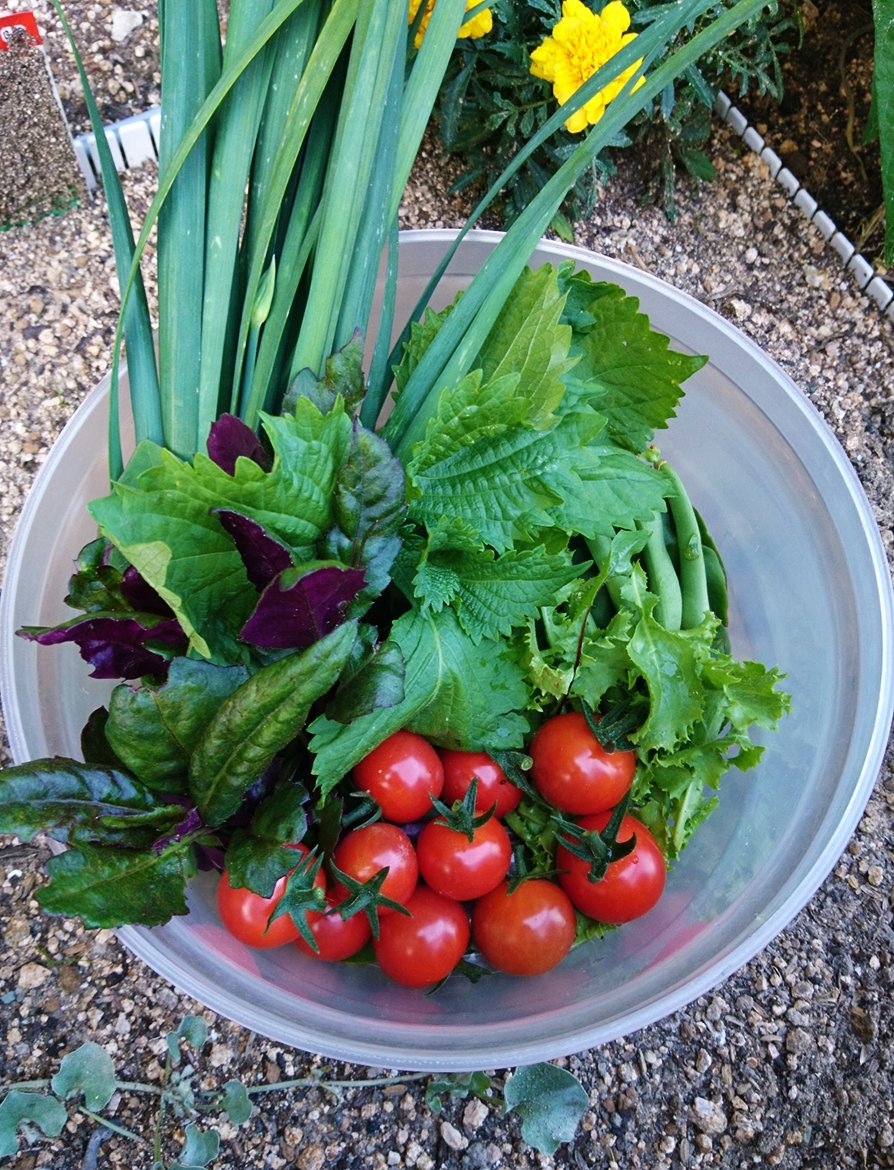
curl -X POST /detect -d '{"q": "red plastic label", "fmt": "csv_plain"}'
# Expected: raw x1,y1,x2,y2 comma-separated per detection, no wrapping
0,12,42,50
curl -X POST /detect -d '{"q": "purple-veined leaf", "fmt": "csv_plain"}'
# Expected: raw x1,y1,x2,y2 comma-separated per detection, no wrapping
215,509,294,591
206,413,270,474
240,564,366,650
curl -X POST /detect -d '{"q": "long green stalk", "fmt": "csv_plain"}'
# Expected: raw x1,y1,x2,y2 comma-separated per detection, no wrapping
286,0,409,379
156,0,221,459
237,108,335,417
242,2,323,266
48,0,161,479
107,0,325,462
196,0,276,439
385,0,772,457
232,0,361,426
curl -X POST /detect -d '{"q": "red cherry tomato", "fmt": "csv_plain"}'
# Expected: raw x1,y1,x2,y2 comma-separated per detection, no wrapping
471,879,576,976
440,750,522,818
217,844,325,949
416,817,512,901
373,886,470,988
556,811,666,924
529,711,635,815
353,730,444,822
332,822,418,914
294,884,372,961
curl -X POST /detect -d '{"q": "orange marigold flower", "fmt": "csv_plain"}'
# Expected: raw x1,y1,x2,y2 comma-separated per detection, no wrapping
530,0,645,134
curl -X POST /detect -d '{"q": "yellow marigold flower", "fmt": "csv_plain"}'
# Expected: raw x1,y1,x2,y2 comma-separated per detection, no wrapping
530,0,644,134
409,0,493,51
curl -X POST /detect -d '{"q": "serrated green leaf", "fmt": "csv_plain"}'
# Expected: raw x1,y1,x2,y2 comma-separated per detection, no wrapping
0,1091,68,1157
50,1042,117,1111
503,1063,589,1155
549,442,671,539
413,537,581,642
309,607,530,798
38,843,196,928
559,276,707,452
190,621,357,824
473,264,574,427
105,658,250,791
703,655,791,730
408,410,604,553
0,760,182,848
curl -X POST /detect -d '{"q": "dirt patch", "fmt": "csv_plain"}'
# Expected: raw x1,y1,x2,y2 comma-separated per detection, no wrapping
739,0,886,272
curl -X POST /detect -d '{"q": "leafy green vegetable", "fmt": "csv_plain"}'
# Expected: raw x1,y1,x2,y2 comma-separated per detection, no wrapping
105,658,251,792
0,760,183,848
309,607,531,798
38,842,197,928
8,257,790,930
190,620,358,824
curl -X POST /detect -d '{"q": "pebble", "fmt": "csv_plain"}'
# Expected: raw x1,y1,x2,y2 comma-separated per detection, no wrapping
691,1096,728,1135
110,7,144,42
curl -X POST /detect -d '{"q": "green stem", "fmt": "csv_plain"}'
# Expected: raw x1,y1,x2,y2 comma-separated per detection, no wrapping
245,1071,430,1096
114,1081,164,1097
81,1108,149,1146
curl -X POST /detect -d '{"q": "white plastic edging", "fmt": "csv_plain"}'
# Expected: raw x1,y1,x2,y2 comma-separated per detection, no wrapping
714,90,894,318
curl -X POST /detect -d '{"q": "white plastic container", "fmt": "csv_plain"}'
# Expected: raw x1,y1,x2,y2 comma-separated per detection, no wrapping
2,231,892,1071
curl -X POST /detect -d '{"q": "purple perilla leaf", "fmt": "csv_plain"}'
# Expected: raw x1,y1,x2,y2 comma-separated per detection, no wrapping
153,806,204,852
216,510,294,591
207,414,270,474
240,564,366,650
19,616,186,680
120,565,175,616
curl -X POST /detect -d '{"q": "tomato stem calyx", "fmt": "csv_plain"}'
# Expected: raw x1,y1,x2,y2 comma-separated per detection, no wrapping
555,792,637,883
428,779,496,840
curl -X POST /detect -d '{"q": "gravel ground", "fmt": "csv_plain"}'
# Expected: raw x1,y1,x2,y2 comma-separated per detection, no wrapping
2,5,894,1169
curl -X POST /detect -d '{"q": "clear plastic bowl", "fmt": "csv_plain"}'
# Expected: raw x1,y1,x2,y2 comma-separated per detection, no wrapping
2,231,892,1071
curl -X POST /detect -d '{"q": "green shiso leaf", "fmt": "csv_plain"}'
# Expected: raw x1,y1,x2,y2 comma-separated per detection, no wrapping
309,607,530,799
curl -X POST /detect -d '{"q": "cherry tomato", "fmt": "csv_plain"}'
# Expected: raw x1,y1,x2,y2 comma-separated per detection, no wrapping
217,844,325,949
416,816,511,901
471,879,576,976
373,886,470,988
293,884,372,961
440,749,522,818
353,730,444,822
529,711,635,815
556,811,666,924
332,822,418,914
